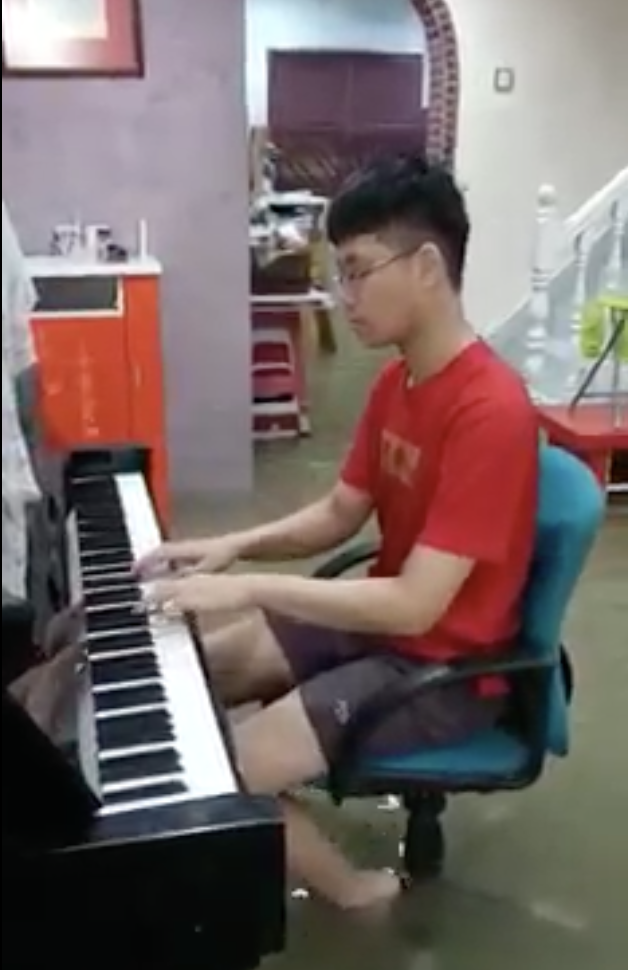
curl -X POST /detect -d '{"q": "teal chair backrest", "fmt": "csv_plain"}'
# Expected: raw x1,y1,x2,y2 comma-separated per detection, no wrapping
521,445,605,756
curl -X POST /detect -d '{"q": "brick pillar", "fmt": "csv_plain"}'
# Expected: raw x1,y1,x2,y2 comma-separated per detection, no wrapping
411,0,460,165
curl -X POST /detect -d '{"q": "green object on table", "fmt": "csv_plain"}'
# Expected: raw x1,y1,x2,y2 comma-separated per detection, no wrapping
579,300,606,359
619,318,628,362
586,292,628,362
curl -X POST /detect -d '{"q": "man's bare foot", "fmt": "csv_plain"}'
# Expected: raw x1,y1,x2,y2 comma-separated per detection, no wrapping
337,869,404,912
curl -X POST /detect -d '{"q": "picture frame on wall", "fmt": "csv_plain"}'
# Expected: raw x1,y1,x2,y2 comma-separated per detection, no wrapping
2,0,144,77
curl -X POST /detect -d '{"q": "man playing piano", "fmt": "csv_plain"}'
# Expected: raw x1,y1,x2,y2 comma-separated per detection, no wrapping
139,157,539,912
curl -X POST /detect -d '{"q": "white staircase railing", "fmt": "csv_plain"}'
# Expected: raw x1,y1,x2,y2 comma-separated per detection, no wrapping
494,167,628,404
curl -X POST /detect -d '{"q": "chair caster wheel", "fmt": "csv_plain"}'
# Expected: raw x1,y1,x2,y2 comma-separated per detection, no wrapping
402,795,446,880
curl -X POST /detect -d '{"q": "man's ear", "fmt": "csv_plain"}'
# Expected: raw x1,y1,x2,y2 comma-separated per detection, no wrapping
415,242,444,288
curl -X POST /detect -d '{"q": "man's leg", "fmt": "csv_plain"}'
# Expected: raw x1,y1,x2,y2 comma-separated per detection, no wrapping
234,689,401,910
226,621,504,909
199,609,364,710
201,612,295,707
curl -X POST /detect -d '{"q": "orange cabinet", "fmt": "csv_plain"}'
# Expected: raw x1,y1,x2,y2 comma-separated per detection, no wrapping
28,258,170,526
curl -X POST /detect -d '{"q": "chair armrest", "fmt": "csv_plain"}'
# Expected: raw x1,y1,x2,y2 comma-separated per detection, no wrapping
327,650,554,802
312,541,379,579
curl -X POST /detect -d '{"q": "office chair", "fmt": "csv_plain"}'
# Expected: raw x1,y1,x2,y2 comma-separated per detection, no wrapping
312,445,605,880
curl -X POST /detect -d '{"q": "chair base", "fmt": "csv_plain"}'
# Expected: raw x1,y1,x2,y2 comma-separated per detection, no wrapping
402,792,446,881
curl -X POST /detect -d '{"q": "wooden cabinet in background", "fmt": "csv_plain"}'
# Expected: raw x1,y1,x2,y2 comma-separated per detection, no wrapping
28,257,170,527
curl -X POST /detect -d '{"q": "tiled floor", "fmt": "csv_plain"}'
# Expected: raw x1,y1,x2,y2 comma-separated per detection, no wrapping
174,329,627,969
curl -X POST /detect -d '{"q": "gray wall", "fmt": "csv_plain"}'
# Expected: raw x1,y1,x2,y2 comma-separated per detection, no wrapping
2,0,252,495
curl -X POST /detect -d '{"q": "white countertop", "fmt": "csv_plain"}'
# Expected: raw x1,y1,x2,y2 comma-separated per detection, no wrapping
251,288,335,308
26,254,162,278
262,192,328,209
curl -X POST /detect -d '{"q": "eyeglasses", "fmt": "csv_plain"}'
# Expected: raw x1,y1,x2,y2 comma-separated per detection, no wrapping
333,245,421,292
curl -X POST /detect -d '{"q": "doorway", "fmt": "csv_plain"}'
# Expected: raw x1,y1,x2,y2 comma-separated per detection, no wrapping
248,0,460,194
269,50,428,193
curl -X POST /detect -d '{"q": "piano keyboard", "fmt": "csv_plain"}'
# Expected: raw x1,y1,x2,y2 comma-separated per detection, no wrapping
67,470,237,817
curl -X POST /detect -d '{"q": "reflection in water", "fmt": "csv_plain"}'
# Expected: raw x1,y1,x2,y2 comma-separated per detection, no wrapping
265,791,617,970
271,876,606,970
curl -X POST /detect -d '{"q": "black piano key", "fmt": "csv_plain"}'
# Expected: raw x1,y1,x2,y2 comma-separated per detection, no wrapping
87,622,148,641
87,630,153,655
73,477,115,493
97,708,174,750
79,535,127,547
78,514,125,528
74,492,122,510
78,510,121,525
82,568,134,584
79,518,127,531
78,510,125,524
78,511,123,523
87,602,141,619
82,575,137,592
78,495,118,505
82,571,135,590
82,571,135,588
86,607,145,633
91,652,159,685
80,533,131,551
79,525,126,537
84,586,141,608
74,495,114,508
103,779,186,805
95,682,166,712
78,521,122,534
82,560,132,571
99,747,181,786
81,550,133,568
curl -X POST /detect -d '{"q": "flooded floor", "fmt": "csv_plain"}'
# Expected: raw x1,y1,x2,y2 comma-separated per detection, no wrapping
174,328,628,970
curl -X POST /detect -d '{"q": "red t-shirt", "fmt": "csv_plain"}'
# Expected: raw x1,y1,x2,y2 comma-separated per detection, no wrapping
341,341,539,676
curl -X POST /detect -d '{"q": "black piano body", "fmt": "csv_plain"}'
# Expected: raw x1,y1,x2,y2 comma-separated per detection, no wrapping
2,445,286,969
2,761,285,969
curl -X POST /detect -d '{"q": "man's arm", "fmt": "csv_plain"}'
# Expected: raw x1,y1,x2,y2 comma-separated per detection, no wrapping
245,545,472,635
230,482,373,562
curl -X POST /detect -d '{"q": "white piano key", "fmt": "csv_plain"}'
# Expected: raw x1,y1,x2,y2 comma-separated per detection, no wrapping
112,473,237,803
103,773,183,796
89,645,155,662
101,788,205,816
142,620,237,799
96,703,166,721
99,740,174,762
114,472,162,562
94,677,162,695
88,623,147,635
67,469,238,814
82,547,130,558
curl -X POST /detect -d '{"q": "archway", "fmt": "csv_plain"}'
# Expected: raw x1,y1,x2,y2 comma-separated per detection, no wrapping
410,0,460,163
266,0,461,191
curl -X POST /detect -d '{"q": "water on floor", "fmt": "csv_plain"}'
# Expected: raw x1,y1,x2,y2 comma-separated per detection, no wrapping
174,328,627,970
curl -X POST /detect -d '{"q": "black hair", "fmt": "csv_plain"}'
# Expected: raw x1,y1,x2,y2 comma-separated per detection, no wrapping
326,155,469,290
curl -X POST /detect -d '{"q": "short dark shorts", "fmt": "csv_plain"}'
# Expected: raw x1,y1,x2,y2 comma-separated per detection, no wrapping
265,612,504,765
